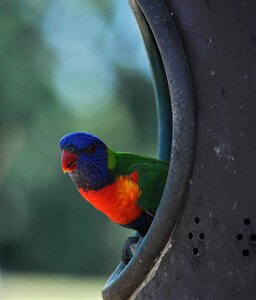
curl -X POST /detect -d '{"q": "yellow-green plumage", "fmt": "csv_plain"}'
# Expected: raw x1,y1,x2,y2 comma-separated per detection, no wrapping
111,151,169,214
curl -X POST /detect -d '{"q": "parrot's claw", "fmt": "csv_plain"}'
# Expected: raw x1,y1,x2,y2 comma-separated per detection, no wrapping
122,236,143,264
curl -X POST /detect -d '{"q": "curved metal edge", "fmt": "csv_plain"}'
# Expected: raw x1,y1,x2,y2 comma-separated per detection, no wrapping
129,0,173,161
102,0,196,299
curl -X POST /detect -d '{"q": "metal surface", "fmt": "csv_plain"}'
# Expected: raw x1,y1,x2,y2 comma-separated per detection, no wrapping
135,1,256,299
102,0,195,299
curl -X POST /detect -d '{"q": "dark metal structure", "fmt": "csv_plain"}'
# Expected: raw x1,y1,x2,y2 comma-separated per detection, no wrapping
103,1,256,299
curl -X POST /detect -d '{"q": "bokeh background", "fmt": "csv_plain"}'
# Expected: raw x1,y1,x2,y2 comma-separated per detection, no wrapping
0,0,157,299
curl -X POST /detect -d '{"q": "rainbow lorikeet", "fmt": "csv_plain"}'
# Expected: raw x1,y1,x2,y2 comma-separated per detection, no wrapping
59,132,169,237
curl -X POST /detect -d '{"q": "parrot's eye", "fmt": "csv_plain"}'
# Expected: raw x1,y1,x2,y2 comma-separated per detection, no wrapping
85,144,96,155
66,146,75,153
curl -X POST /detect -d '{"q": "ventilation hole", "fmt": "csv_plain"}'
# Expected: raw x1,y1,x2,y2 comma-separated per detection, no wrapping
193,248,199,256
199,233,205,240
250,234,256,242
244,218,251,226
242,249,250,256
194,217,200,224
188,232,193,239
236,233,243,241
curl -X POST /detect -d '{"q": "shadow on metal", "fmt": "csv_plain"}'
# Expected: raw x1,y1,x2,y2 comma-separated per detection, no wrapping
102,1,196,299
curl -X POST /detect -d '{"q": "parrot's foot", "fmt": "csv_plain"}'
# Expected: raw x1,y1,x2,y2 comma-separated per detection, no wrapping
122,236,143,264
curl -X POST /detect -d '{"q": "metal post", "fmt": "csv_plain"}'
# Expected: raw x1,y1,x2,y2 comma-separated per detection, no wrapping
103,1,256,299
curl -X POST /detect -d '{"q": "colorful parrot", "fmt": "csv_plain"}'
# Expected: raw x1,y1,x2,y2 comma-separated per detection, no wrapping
59,132,168,247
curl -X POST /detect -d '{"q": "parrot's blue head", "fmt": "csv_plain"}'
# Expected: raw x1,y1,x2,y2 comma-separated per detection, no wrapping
59,132,114,190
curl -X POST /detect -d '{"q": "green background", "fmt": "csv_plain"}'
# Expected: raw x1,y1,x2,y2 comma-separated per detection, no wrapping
0,0,157,278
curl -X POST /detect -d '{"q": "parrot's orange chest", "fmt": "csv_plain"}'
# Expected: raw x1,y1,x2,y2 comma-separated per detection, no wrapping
79,171,142,225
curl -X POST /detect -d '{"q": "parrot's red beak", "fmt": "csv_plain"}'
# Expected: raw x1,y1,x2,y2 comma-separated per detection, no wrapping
61,150,78,173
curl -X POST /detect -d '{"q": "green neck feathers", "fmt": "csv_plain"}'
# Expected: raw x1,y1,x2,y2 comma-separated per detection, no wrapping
107,149,116,171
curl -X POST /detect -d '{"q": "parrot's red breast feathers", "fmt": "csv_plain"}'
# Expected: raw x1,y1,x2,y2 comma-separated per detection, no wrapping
79,171,142,225
129,170,139,183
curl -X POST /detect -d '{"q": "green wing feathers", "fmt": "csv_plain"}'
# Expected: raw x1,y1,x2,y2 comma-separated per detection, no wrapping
133,160,169,213
114,152,169,214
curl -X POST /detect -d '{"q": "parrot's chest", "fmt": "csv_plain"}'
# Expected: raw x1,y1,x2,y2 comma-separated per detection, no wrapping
79,172,143,224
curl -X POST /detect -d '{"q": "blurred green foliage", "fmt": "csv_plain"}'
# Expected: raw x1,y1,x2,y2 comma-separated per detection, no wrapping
0,0,157,275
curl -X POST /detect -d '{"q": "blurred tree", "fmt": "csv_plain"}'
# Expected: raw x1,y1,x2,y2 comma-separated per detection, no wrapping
0,0,157,275
0,0,122,274
115,66,157,155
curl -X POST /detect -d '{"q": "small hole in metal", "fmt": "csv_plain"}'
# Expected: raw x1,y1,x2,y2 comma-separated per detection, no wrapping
244,218,251,226
236,233,243,241
194,217,200,224
199,233,205,240
250,234,256,242
193,248,199,256
242,249,250,256
188,232,193,239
